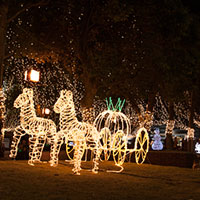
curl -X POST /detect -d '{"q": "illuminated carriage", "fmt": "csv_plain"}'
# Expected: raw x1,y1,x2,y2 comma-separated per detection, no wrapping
65,98,149,171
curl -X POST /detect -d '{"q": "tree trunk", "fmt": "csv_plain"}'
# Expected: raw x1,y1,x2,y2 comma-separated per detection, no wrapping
187,91,194,152
0,1,8,87
147,92,155,113
81,72,97,108
80,68,97,124
165,100,175,150
142,93,155,131
0,1,8,139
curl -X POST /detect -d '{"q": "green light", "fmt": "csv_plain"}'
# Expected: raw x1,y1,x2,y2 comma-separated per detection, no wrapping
106,97,125,111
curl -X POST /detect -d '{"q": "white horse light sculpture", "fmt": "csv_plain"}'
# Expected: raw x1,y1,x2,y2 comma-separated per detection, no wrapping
53,90,101,175
9,88,58,166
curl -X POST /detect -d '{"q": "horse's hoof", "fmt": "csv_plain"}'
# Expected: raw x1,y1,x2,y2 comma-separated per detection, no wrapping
92,170,98,174
73,172,80,175
9,154,14,158
28,162,34,166
50,163,57,167
9,155,15,159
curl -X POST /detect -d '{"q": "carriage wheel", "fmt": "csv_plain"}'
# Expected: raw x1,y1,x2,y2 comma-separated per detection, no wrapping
66,137,75,160
112,130,127,166
135,127,149,164
99,128,112,161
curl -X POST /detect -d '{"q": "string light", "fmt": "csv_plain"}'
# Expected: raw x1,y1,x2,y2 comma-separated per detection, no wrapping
0,88,6,141
94,106,149,171
153,95,168,126
194,119,200,128
137,104,153,131
82,107,95,124
9,88,59,166
123,100,139,128
187,127,194,139
165,120,175,136
69,128,86,175
53,90,101,175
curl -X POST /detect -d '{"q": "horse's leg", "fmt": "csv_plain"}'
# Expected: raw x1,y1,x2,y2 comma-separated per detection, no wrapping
92,140,101,174
34,134,46,162
9,126,25,159
28,134,38,166
72,138,85,175
49,131,64,167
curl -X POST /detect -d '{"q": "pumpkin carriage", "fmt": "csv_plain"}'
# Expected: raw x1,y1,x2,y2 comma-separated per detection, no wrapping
65,97,149,171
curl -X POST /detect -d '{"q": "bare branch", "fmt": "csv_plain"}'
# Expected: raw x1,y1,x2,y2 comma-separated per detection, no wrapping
7,0,50,24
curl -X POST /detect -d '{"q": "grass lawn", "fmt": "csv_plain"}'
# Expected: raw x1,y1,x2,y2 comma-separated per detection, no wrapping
0,160,200,200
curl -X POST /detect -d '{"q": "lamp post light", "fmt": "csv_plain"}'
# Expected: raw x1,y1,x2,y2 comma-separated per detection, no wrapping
24,69,40,82
44,108,50,115
42,108,50,117
25,69,41,117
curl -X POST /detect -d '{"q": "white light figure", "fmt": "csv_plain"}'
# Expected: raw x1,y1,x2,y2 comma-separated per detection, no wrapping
53,90,101,175
152,128,163,150
94,98,149,172
195,142,200,154
9,88,59,166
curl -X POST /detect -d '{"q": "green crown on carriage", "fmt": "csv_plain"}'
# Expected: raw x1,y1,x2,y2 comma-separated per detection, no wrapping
106,97,125,112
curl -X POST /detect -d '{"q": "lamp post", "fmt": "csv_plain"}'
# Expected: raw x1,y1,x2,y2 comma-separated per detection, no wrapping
24,69,40,82
42,108,50,117
25,69,41,116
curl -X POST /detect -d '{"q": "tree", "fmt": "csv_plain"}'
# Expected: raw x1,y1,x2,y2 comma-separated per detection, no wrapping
0,0,50,136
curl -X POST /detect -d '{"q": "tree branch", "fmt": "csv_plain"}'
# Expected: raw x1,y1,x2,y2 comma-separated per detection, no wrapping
7,0,50,24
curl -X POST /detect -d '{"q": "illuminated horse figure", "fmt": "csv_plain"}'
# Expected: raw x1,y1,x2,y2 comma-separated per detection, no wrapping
9,88,58,166
54,90,101,175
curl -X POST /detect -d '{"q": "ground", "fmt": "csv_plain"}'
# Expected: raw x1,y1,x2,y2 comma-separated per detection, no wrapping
0,160,200,200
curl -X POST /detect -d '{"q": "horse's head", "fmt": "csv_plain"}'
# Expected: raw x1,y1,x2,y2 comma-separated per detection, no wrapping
54,90,73,113
14,88,33,108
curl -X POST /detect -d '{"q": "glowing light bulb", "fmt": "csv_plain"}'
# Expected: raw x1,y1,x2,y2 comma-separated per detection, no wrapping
30,69,40,82
44,108,50,115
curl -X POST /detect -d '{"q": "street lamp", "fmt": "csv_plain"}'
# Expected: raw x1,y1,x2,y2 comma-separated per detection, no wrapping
42,108,50,116
24,69,40,82
44,108,50,115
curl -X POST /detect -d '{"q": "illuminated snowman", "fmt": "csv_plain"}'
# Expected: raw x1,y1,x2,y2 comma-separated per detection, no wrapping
152,128,163,150
195,142,200,154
